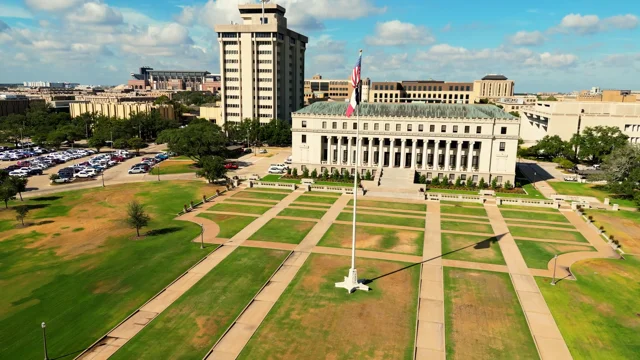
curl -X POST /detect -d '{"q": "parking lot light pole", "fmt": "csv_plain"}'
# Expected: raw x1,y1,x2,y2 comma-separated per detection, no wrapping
551,254,558,285
157,163,160,181
41,322,49,360
200,223,204,249
101,172,105,187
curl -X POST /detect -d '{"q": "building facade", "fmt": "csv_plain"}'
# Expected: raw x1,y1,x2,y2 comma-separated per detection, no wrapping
215,3,308,123
127,67,212,91
369,80,474,104
521,101,640,145
292,102,519,185
472,75,514,101
494,95,537,113
69,102,174,120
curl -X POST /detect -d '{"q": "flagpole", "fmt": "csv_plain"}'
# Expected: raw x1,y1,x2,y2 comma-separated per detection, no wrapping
351,98,359,271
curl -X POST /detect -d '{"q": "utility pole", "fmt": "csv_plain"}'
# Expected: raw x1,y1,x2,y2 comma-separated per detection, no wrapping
551,254,558,285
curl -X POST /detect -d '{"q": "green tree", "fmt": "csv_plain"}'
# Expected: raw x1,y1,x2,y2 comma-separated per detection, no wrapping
158,119,226,164
455,177,462,187
342,170,350,182
419,174,426,184
578,126,629,164
311,169,318,178
509,111,520,117
8,176,27,201
113,138,129,150
365,170,372,181
599,144,640,207
504,180,513,190
558,158,575,170
302,168,309,178
196,156,227,183
126,200,151,237
536,135,569,160
127,137,146,155
332,169,340,180
292,168,298,177
46,130,67,149
322,168,329,180
88,135,106,153
14,205,29,226
491,177,499,189
466,178,474,188
0,183,17,208
431,177,440,186
496,104,504,109
478,177,487,189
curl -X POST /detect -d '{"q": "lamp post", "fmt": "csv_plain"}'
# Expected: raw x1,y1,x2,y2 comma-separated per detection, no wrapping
533,171,537,189
551,254,558,285
157,163,160,181
101,172,105,188
41,322,49,360
200,223,204,249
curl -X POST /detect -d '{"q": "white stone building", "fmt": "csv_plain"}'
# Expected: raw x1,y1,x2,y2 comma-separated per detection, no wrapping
215,3,308,124
292,102,520,185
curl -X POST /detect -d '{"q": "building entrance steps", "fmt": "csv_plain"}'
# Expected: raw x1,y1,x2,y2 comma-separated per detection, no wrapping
379,166,415,187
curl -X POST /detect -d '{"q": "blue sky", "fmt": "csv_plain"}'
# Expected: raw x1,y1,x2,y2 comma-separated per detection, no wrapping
0,0,638,92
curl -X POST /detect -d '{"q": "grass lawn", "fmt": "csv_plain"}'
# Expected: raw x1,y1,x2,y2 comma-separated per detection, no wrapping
440,205,488,217
337,212,425,228
505,219,575,229
208,203,271,215
232,191,288,201
499,205,559,212
441,233,505,265
537,256,640,359
509,226,588,243
318,223,424,256
111,247,288,359
441,221,494,235
277,208,327,219
444,268,538,359
583,209,640,255
500,209,569,223
0,181,219,360
261,175,357,187
348,199,426,212
150,160,197,175
440,201,484,207
515,240,595,269
244,188,292,193
250,218,316,244
294,195,338,205
197,213,257,238
547,182,636,208
238,254,420,360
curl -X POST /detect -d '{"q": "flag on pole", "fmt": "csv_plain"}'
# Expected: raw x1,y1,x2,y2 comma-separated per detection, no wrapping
346,51,362,118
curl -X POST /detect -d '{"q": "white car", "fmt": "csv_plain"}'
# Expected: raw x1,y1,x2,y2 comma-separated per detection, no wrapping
284,156,292,164
9,170,29,177
259,149,268,154
268,166,284,174
128,167,146,174
75,169,96,178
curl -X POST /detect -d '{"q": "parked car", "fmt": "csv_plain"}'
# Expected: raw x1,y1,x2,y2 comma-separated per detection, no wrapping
268,166,284,174
9,169,29,177
224,162,239,170
564,176,578,182
128,167,147,174
259,149,268,154
284,156,292,164
27,168,43,176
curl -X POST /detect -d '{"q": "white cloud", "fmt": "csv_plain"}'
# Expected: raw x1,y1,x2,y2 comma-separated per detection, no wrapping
67,2,123,25
526,52,577,67
554,13,638,34
365,20,435,46
32,39,69,50
441,23,452,32
24,0,86,12
119,8,160,27
175,5,197,26
508,30,545,46
0,4,33,19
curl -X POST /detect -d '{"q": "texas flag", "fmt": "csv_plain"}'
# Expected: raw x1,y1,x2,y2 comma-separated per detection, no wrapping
346,51,362,118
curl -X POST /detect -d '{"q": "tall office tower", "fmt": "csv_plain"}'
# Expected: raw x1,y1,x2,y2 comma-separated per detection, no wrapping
215,3,308,123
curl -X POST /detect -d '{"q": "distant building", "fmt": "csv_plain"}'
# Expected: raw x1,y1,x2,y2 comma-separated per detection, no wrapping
494,95,537,113
199,104,223,126
0,95,45,116
22,81,79,89
303,75,370,105
369,80,474,104
202,74,222,93
127,66,211,91
69,102,175,120
215,3,308,123
472,75,514,101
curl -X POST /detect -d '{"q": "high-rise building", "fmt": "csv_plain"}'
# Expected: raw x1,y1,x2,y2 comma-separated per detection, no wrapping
472,75,514,101
215,3,308,123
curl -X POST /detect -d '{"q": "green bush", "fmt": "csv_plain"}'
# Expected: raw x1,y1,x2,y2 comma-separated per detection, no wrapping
455,176,462,187
302,168,309,178
322,169,329,180
479,177,487,189
491,178,499,189
292,168,298,177
419,174,427,184
466,178,474,188
365,170,372,181
432,177,441,186
504,180,513,190
311,169,318,178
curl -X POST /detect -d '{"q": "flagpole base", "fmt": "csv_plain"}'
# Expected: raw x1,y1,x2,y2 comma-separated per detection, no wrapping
335,268,370,294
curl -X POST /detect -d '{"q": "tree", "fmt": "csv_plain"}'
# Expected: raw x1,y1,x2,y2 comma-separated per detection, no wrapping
113,138,128,150
431,177,440,186
15,205,29,226
577,126,629,164
365,170,372,181
8,176,28,201
332,169,340,180
127,137,146,155
88,135,107,153
292,168,298,177
46,130,67,149
302,168,308,178
322,168,329,180
504,180,513,190
196,156,227,183
478,177,487,189
466,178,474,188
478,98,489,104
157,119,226,164
419,174,426,184
558,158,575,170
455,177,462,187
126,201,151,237
0,183,17,208
491,177,499,189
509,111,520,118
535,135,569,160
599,144,640,207
342,170,350,182
311,169,318,178
496,104,504,109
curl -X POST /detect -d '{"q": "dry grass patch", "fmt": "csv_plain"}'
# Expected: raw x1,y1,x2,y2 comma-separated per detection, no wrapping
441,233,505,265
238,254,420,360
318,223,423,255
583,209,640,254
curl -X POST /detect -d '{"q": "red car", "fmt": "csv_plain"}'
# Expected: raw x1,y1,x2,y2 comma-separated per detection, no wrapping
16,160,31,167
224,162,238,170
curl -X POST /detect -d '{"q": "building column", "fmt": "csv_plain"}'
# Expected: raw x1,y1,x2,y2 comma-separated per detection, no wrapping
444,140,452,170
468,141,475,170
422,140,428,170
367,137,373,166
390,139,396,167
434,140,440,169
400,138,407,168
347,137,353,165
455,140,463,172
337,136,342,165
378,138,383,167
411,139,418,169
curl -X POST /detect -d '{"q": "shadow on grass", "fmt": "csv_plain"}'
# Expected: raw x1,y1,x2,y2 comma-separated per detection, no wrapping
146,227,181,236
23,204,50,211
51,348,84,360
362,233,505,286
31,196,63,201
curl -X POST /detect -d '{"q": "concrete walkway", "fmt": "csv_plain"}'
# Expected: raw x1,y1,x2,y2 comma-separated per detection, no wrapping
485,204,573,360
415,201,446,360
204,195,350,360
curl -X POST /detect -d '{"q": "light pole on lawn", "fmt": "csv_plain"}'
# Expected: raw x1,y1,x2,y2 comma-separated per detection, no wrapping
157,163,160,181
200,223,204,249
41,322,49,360
551,254,558,285
101,171,105,188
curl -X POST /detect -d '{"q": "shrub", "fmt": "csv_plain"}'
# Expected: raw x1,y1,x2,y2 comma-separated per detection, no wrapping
311,169,318,178
491,178,499,189
504,180,513,190
49,174,60,181
419,174,427,184
287,168,292,175
292,168,298,177
455,177,462,187
432,177,440,186
302,168,309,178
365,170,372,181
342,170,350,182
478,177,487,189
332,169,340,180
466,178,474,188
322,169,329,180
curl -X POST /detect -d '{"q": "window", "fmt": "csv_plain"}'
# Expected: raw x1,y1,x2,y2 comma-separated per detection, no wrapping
407,124,413,131
302,135,307,143
472,175,478,183
343,122,347,130
353,122,357,130
430,125,435,132
453,125,458,133
385,123,390,131
501,127,507,135
332,122,337,129
499,142,506,151
374,123,379,130
441,125,446,133
396,124,401,131
418,124,423,132
464,126,470,134
322,121,326,129
302,120,307,128
496,176,503,184
461,174,467,181
449,174,456,181
476,126,482,134
363,123,368,130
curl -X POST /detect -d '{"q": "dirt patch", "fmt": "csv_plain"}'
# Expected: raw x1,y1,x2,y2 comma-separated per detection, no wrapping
326,224,420,255
92,279,132,294
292,221,315,232
192,315,225,348
590,213,640,254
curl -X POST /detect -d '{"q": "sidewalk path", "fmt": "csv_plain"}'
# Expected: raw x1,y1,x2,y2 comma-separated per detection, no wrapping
485,204,573,360
415,201,446,360
204,196,350,359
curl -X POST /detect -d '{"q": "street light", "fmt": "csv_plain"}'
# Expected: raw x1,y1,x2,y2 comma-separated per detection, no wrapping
41,322,49,360
551,254,558,285
200,223,204,249
101,172,105,188
157,163,160,181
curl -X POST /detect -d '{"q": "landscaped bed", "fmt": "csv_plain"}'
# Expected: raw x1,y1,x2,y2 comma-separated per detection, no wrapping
444,268,538,360
197,213,257,238
583,209,640,254
249,218,316,244
441,233,505,265
547,182,636,208
318,223,424,255
349,199,426,212
337,212,425,228
238,254,420,360
514,240,595,269
110,247,289,360
509,226,588,243
537,256,640,359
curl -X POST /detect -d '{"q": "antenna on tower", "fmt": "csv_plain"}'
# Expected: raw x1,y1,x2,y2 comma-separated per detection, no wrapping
260,0,270,24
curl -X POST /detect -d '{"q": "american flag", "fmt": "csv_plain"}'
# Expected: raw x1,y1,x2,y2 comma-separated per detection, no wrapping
346,51,362,118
